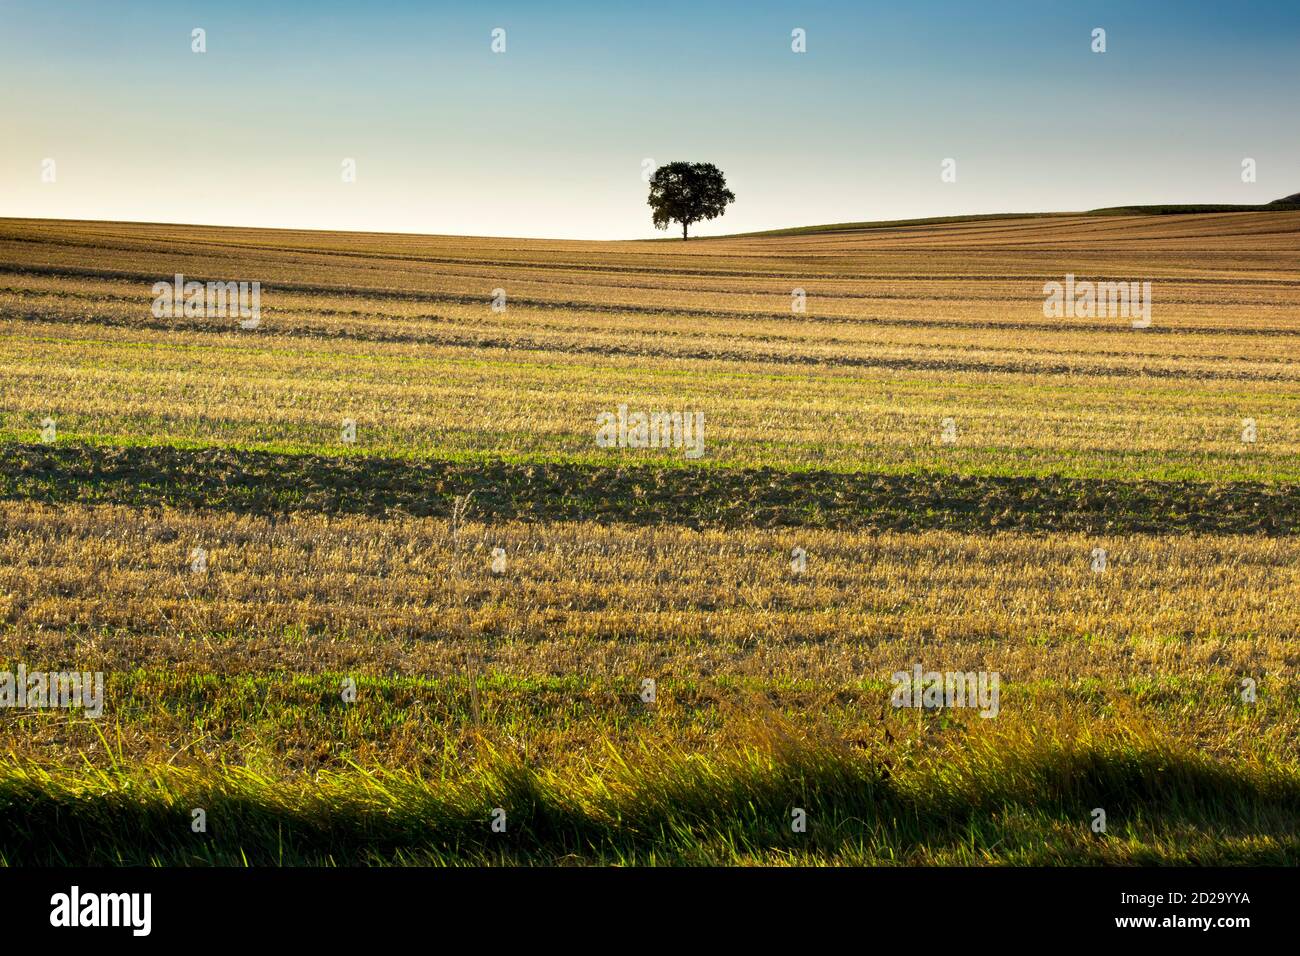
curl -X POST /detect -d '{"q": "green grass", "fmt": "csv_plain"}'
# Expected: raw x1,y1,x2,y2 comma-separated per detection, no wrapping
2,717,1295,865
8,425,1300,485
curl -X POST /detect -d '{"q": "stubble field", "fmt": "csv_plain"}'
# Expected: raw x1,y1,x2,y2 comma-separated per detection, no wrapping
0,212,1297,864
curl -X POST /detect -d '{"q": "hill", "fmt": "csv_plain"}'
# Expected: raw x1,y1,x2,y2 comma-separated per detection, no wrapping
711,201,1300,240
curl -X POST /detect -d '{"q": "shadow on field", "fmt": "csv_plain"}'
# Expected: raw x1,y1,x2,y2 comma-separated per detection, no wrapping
2,442,1298,534
1,740,1296,865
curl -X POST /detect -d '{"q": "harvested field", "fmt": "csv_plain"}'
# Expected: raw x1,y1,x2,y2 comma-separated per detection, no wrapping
0,212,1297,864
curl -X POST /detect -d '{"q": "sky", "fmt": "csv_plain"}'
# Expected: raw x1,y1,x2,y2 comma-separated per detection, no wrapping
2,0,1298,239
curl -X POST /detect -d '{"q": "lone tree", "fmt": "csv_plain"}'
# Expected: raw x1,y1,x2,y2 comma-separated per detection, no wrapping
647,162,735,240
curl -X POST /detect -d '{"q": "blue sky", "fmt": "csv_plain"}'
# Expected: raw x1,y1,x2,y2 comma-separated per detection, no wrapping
2,0,1298,238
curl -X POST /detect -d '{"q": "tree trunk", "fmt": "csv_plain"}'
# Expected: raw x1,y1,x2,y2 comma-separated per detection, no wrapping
682,221,688,241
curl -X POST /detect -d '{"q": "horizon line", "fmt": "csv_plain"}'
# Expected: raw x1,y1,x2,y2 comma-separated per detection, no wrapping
3,202,1298,244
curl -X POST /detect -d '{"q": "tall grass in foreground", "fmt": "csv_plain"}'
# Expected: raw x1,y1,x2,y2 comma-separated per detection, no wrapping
2,712,1296,865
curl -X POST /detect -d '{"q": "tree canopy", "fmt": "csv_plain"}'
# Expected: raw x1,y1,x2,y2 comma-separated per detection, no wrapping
647,162,736,240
